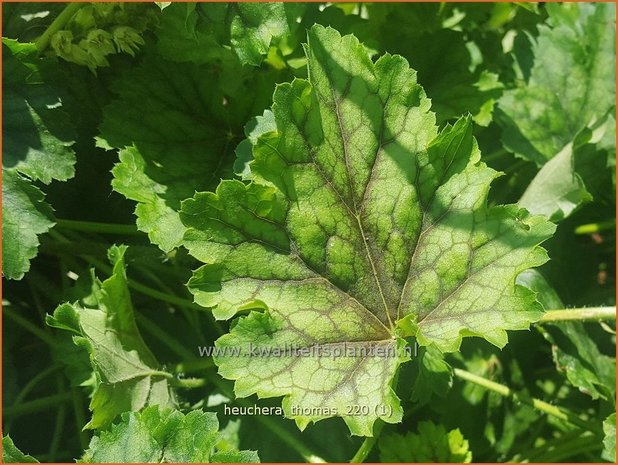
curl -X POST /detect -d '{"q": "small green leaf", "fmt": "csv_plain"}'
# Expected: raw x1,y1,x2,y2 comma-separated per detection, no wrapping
81,405,259,463
521,270,616,401
229,3,289,66
233,109,276,179
182,25,554,435
47,245,175,429
411,344,453,404
519,144,592,221
2,436,39,463
603,413,616,462
540,321,616,401
379,421,472,462
2,170,54,280
498,2,615,165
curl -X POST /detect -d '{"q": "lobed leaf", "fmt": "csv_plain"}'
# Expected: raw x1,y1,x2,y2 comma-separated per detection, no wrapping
498,2,615,165
182,25,554,435
379,421,472,462
47,245,175,429
82,405,259,463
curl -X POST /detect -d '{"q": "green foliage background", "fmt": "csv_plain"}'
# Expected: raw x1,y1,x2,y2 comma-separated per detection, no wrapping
2,2,616,463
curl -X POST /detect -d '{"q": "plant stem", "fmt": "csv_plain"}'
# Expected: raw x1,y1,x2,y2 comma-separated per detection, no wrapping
4,393,73,418
538,306,615,323
56,219,141,236
3,306,57,346
530,434,601,462
49,375,67,461
86,256,204,312
453,368,602,433
350,420,385,463
171,377,207,389
34,2,83,52
174,358,216,374
4,364,63,434
136,313,196,360
12,364,62,405
71,388,90,450
89,256,225,336
575,219,616,235
483,148,509,163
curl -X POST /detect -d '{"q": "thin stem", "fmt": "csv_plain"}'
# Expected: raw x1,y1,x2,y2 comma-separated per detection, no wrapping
86,257,204,312
514,429,581,462
136,313,196,360
88,256,225,336
4,393,73,418
531,434,601,462
520,430,593,462
453,368,602,433
135,264,206,342
71,388,90,450
4,364,63,434
11,364,62,405
483,148,509,163
503,159,527,175
538,306,616,323
171,377,207,389
34,2,83,52
575,219,616,235
213,379,325,463
56,219,141,236
3,306,57,346
350,421,385,463
174,358,216,374
49,375,67,461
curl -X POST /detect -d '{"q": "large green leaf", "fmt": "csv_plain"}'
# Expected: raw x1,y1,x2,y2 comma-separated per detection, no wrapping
498,2,615,165
82,405,259,463
379,421,472,462
181,26,554,436
47,246,175,429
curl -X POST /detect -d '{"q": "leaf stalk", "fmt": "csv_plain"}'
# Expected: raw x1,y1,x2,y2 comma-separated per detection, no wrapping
34,2,83,53
453,368,602,433
538,306,615,323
